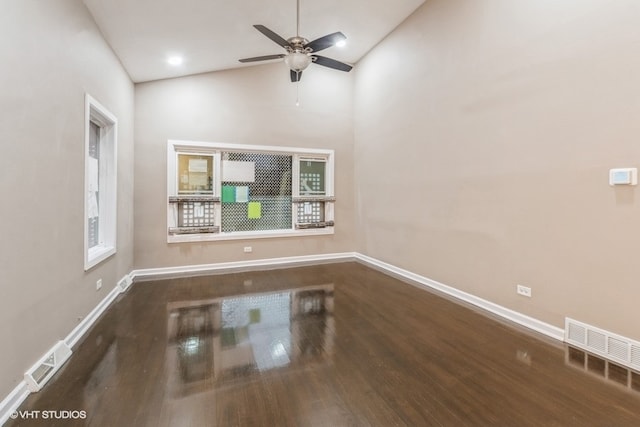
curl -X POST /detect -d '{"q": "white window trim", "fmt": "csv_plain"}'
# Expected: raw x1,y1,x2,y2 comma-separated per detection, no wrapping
84,94,117,270
167,140,335,243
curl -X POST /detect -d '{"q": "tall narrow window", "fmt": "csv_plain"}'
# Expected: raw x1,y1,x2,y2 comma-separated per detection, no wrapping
87,121,100,249
84,95,117,270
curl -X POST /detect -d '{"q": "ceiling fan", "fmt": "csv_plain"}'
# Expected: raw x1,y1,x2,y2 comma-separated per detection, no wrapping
238,0,353,82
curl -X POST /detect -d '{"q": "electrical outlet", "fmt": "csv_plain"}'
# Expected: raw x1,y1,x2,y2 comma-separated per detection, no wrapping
516,284,531,297
244,246,252,253
96,279,102,291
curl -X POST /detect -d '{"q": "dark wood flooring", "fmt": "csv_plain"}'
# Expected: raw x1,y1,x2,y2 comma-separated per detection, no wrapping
7,262,640,426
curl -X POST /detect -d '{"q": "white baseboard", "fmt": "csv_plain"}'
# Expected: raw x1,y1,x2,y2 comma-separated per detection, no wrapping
65,277,129,349
0,382,29,426
130,252,357,281
354,253,565,341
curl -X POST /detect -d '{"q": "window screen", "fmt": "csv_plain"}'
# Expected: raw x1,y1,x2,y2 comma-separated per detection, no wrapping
221,152,292,232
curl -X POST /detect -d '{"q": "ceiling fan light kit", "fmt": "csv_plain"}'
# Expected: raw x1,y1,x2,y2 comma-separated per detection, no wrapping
238,0,353,82
284,52,312,72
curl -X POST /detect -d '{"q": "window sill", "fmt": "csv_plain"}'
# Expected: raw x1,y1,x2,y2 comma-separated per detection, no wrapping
167,227,334,243
85,245,116,270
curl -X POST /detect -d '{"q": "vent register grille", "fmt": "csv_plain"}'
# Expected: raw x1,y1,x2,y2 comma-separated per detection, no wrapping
565,318,640,372
24,341,72,392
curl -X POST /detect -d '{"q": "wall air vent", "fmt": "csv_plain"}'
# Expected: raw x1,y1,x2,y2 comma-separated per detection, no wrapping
24,341,72,392
631,345,640,367
565,318,640,372
567,321,586,345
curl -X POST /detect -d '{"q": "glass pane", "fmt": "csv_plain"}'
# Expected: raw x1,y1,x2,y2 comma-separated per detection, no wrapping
88,121,100,248
299,160,326,196
177,154,214,194
221,152,292,232
297,201,324,224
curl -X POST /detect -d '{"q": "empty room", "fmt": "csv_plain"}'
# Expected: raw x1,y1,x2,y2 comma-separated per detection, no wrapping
2,0,640,425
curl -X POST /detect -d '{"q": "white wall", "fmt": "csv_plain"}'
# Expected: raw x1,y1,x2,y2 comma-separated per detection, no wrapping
134,63,355,268
354,0,640,340
0,0,134,398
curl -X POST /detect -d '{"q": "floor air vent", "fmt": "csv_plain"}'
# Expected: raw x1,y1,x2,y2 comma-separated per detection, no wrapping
24,341,72,392
565,318,640,372
118,274,133,293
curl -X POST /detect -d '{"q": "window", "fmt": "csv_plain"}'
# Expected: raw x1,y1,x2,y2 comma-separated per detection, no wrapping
84,95,117,270
167,141,335,242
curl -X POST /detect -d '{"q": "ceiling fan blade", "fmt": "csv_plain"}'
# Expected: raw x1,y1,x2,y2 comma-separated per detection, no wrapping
290,69,303,82
305,32,346,53
312,55,353,72
253,25,292,49
239,54,285,63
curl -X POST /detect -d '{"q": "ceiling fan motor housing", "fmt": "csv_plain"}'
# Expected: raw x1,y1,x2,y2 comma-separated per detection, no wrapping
287,36,309,49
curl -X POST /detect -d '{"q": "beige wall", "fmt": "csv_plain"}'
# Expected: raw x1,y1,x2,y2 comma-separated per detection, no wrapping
4,0,639,404
0,0,134,397
134,64,355,268
354,0,640,340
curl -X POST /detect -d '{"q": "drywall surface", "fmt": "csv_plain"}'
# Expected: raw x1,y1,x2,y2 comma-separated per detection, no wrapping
0,0,134,398
134,64,355,268
354,0,640,340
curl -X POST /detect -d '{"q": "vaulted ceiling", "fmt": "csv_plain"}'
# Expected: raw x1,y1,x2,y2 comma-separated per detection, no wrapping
83,0,425,83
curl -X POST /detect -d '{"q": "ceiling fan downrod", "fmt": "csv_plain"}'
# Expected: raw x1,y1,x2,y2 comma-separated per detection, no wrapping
296,0,300,37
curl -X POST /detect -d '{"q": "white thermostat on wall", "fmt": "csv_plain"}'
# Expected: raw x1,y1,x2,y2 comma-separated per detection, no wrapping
609,168,637,186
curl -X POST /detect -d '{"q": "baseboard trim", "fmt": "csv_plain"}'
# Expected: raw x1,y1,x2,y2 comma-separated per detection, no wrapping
354,253,565,341
130,252,357,281
65,282,124,349
0,382,29,426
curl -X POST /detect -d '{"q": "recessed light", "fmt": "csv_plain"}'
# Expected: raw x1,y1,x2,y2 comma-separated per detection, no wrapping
167,56,183,66
336,40,346,48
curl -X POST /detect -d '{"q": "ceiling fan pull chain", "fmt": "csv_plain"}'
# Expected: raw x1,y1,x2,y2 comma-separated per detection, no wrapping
296,79,300,107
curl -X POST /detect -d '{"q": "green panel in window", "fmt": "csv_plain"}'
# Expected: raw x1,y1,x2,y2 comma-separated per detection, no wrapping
248,202,262,219
222,185,236,203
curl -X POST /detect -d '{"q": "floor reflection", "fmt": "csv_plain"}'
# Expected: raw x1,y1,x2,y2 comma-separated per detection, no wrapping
566,346,640,394
166,283,334,397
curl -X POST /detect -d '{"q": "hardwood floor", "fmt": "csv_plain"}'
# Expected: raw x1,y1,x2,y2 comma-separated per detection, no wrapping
7,262,640,426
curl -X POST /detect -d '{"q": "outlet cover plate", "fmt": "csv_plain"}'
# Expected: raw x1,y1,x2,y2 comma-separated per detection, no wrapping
517,284,531,297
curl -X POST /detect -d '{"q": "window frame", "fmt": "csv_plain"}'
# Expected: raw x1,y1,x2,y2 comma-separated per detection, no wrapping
167,140,335,243
84,94,118,270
